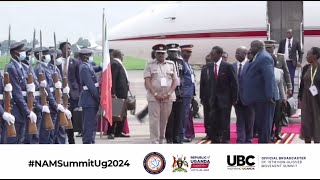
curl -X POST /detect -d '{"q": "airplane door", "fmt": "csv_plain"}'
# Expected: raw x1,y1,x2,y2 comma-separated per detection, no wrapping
267,1,303,49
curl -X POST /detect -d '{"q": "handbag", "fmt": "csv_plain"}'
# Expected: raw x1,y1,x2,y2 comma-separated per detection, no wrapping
126,90,136,111
112,98,126,122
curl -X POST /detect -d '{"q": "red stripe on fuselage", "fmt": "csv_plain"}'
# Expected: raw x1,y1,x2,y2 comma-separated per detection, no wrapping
109,29,320,41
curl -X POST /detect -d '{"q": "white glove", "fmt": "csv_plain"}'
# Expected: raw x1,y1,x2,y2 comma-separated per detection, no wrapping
4,83,12,92
26,83,36,93
2,112,15,125
42,105,50,113
65,109,72,119
63,86,70,94
28,111,37,123
57,104,65,112
55,81,62,89
40,80,47,88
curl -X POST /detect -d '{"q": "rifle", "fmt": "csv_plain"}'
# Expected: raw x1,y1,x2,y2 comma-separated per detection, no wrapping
5,25,16,137
27,29,37,135
53,33,68,127
39,30,54,130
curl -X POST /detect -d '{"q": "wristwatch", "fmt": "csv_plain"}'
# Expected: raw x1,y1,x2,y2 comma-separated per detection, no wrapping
154,92,158,96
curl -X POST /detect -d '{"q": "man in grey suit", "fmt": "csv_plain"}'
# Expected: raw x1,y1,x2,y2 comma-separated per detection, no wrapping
233,47,255,143
277,29,303,94
265,40,292,97
242,40,276,143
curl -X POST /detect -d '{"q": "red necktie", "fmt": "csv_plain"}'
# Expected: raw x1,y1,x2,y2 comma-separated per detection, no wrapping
214,63,218,80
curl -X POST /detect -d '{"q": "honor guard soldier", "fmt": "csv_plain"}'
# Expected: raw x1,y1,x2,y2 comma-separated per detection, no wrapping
144,44,178,144
78,48,102,144
5,42,37,144
179,44,196,142
21,47,47,144
165,43,185,143
34,47,70,144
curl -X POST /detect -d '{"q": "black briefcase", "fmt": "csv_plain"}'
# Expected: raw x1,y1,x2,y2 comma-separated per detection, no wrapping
112,98,126,122
73,108,83,132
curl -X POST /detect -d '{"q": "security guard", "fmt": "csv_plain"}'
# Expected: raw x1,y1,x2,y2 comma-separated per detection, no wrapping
34,47,70,144
5,42,37,144
264,40,292,96
165,43,185,143
179,44,196,142
78,48,102,144
144,44,178,144
21,47,48,144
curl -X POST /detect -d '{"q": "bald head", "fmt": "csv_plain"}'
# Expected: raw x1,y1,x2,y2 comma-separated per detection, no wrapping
235,46,248,62
287,29,293,39
111,49,123,61
250,40,264,56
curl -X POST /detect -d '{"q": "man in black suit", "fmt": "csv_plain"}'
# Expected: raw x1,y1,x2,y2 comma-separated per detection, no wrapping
107,49,130,139
277,29,303,95
205,46,238,143
58,42,82,144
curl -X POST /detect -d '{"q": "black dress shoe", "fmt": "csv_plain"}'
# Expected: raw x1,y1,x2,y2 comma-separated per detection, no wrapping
115,133,130,138
202,135,209,140
107,134,115,139
166,139,173,144
183,138,192,143
253,133,258,138
276,135,282,140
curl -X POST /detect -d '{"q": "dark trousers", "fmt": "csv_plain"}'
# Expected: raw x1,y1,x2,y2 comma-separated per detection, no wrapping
209,104,232,143
235,103,255,143
253,101,275,143
272,100,282,138
107,121,124,135
39,112,56,144
286,61,296,94
54,112,66,144
6,121,26,144
65,99,78,144
165,100,183,143
202,101,210,136
24,112,42,144
82,107,98,144
137,105,148,120
180,97,192,140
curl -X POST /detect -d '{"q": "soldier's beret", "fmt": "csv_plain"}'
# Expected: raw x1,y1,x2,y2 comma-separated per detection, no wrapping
10,42,25,50
180,44,194,51
49,48,62,56
34,47,49,53
166,43,180,51
264,40,277,44
78,48,93,55
23,47,33,53
152,44,167,53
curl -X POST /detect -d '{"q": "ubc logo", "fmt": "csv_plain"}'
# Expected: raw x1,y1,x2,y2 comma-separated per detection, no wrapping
227,155,255,170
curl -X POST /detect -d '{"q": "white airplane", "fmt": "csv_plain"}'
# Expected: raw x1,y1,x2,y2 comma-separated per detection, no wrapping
108,1,320,65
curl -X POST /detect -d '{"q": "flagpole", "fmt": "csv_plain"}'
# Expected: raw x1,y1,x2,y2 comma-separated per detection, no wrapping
100,8,105,139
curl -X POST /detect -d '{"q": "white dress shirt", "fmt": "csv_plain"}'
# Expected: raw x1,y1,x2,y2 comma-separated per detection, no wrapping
284,38,293,61
237,59,248,75
214,57,222,75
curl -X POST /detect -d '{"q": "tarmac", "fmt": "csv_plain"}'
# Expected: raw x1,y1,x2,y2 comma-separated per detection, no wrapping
74,70,304,144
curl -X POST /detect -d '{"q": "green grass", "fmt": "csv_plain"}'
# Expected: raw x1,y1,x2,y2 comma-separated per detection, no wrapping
93,55,147,70
0,55,147,70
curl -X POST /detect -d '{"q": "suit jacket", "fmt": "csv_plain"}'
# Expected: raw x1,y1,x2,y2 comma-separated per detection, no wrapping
298,62,320,100
207,60,238,109
6,59,30,122
233,60,249,105
242,49,276,105
111,59,129,99
275,53,292,91
78,62,100,108
200,64,211,104
277,38,303,66
58,57,81,101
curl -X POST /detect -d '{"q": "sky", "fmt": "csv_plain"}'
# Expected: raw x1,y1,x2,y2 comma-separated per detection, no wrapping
0,1,168,46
